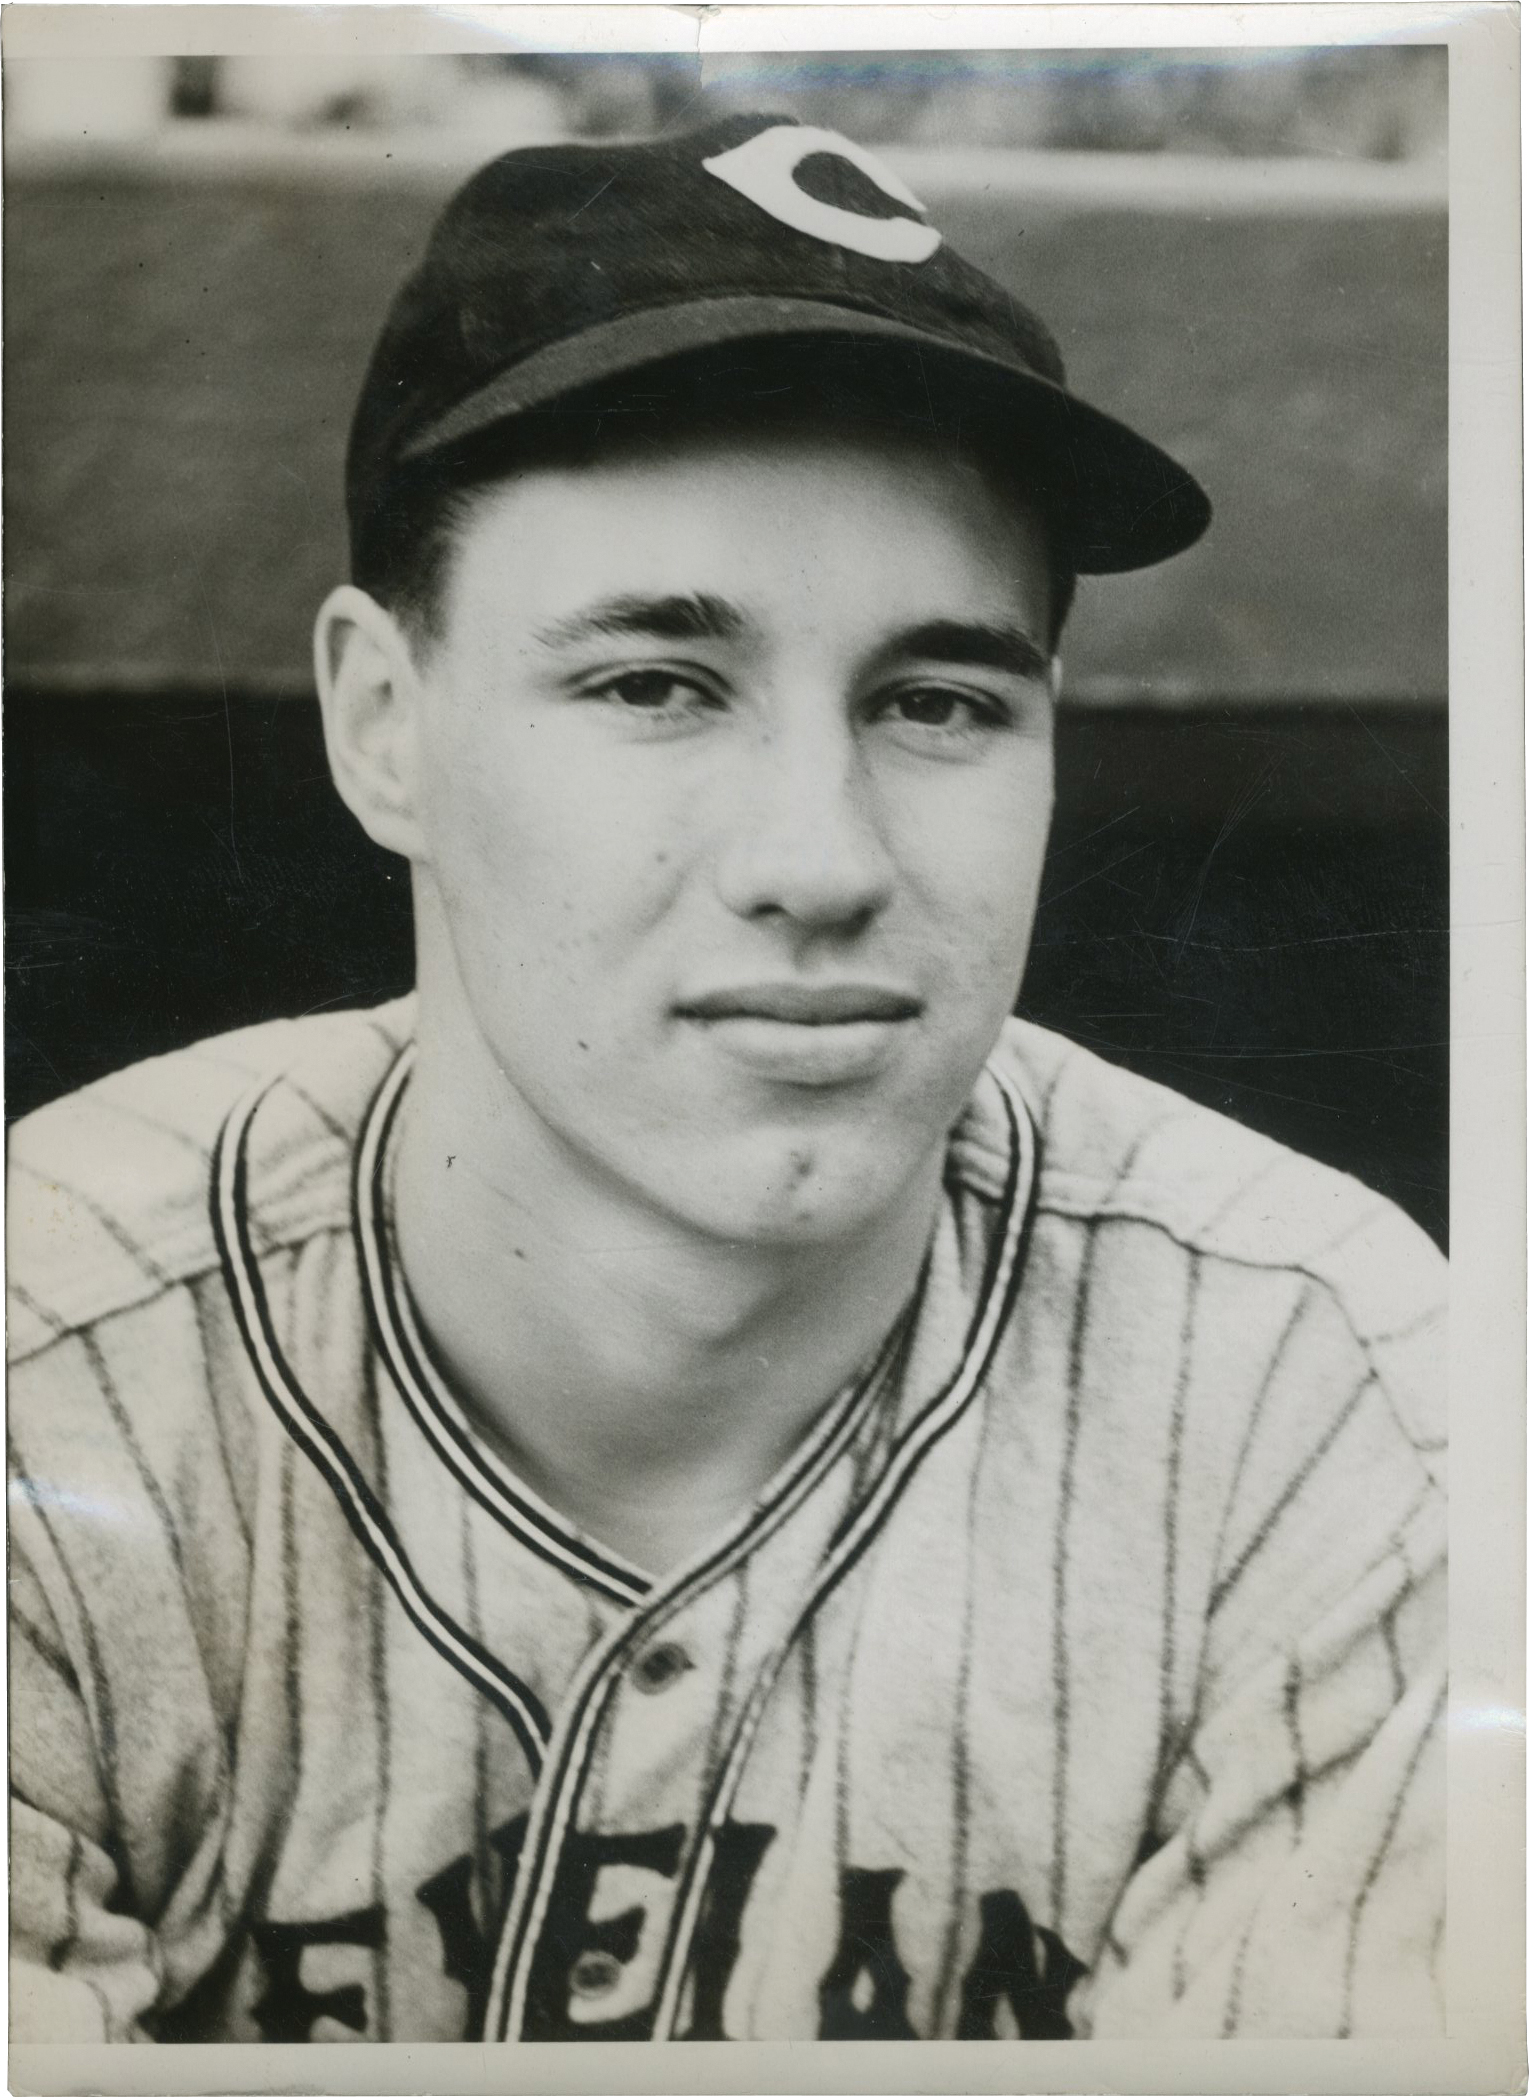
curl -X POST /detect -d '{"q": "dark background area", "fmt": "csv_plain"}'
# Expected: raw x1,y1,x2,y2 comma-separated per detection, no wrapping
4,48,1448,1245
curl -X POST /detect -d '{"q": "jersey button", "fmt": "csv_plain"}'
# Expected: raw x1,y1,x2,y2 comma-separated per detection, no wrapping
569,1949,622,1999
633,1641,692,1693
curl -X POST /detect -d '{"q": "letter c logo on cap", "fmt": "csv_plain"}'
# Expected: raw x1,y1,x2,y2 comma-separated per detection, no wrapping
702,124,942,265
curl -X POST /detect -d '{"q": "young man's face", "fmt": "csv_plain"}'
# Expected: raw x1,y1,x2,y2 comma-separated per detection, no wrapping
403,418,1056,1246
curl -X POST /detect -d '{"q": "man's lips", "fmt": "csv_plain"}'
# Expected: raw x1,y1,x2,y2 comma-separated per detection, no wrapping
674,984,923,1025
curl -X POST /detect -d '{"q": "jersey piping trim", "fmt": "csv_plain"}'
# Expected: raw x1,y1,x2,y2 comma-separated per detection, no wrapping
210,1075,553,1770
487,1059,1039,2043
354,1046,652,1607
7,1005,419,1366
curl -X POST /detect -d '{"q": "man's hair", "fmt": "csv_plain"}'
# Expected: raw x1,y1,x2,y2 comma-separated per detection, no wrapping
352,344,1079,660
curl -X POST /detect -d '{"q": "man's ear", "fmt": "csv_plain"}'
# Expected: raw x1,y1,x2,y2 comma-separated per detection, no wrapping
313,585,429,863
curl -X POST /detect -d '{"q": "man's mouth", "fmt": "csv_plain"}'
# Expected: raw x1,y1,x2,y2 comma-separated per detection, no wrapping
672,983,923,1085
674,983,923,1026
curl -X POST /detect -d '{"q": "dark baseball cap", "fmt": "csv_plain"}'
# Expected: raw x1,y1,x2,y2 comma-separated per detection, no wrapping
346,111,1210,577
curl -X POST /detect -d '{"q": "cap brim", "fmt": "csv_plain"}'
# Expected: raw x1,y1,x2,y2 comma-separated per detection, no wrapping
398,294,1210,575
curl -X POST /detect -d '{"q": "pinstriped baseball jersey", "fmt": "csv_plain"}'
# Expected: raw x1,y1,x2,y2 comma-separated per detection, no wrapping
9,997,1446,2043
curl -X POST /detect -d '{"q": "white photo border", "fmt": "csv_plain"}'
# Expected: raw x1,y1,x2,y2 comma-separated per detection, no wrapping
3,5,1521,2093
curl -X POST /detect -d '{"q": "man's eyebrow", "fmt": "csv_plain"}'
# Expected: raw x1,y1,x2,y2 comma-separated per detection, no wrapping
883,619,1052,682
530,592,750,652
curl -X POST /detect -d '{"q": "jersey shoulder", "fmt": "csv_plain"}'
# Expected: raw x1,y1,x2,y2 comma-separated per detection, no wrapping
7,997,415,1366
964,1020,1445,1444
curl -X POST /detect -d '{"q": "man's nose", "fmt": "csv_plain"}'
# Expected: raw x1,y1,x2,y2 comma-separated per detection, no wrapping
712,713,896,933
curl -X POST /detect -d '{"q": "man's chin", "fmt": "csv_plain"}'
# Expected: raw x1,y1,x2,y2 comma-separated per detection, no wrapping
674,1126,945,1252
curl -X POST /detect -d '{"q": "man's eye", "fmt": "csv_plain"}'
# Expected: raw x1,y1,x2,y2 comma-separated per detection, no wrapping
882,686,1003,731
590,670,715,713
894,688,962,727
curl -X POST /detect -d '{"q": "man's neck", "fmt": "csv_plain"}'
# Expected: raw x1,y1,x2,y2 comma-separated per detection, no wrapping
391,1029,943,1576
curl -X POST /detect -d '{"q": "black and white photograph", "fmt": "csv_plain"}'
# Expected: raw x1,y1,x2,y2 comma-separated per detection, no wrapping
3,7,1520,2084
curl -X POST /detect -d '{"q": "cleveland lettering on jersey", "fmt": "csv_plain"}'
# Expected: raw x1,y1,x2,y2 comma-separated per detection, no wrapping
7,98,1448,2052
414,1814,530,2035
250,1910,387,2044
248,1832,1086,2043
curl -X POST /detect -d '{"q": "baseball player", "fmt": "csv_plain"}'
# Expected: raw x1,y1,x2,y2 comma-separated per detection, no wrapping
10,114,1445,2046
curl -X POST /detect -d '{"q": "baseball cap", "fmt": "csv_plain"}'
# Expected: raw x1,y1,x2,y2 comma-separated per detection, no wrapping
346,111,1211,577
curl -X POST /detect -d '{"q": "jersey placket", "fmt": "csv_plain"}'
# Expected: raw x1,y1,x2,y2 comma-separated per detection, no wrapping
481,1325,904,2042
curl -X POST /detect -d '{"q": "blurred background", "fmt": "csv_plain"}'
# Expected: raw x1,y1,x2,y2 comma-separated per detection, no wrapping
5,44,1448,157
5,45,1448,1240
